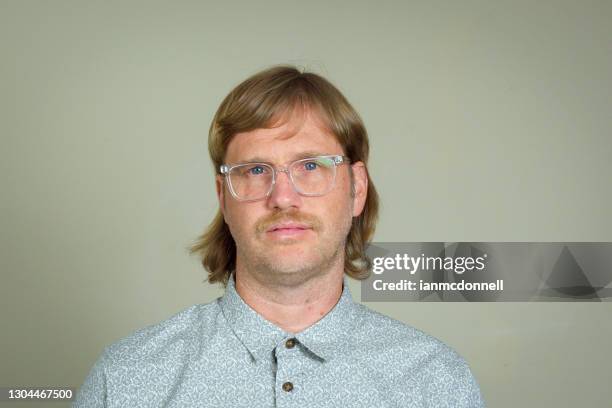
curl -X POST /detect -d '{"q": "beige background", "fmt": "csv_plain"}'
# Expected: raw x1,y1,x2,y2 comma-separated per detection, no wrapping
1,1,611,407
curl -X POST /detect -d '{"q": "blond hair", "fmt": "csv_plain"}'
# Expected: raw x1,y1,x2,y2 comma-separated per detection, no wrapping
190,65,379,286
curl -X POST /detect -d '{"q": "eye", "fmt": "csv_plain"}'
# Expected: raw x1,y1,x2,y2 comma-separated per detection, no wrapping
246,165,267,175
303,161,319,171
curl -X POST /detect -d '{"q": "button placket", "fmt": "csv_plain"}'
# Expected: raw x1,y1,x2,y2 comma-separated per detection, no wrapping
275,338,301,400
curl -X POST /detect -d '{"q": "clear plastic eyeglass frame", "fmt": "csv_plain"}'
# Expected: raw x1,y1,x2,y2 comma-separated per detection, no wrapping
219,154,349,202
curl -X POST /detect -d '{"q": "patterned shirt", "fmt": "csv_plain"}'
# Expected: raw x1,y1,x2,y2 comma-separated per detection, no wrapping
74,273,485,407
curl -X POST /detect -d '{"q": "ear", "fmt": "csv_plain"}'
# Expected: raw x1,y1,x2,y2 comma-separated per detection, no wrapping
350,161,368,217
215,174,226,216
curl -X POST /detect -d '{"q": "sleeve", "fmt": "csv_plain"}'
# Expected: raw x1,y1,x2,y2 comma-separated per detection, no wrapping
72,348,109,408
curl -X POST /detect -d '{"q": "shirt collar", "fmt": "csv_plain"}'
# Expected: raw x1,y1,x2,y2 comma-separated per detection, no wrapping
219,273,361,362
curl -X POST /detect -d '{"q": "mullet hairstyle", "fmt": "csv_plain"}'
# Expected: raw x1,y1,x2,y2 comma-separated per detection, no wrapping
189,65,379,286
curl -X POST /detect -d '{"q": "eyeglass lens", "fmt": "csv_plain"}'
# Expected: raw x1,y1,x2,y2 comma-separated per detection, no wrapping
228,157,338,200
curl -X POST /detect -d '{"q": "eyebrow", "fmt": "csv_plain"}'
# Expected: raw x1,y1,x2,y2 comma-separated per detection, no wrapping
238,151,333,164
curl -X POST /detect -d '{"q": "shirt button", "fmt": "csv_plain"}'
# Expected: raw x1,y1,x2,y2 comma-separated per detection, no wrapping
285,338,296,349
282,382,294,392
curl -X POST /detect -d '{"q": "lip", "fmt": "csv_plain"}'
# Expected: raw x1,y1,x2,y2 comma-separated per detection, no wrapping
266,222,311,233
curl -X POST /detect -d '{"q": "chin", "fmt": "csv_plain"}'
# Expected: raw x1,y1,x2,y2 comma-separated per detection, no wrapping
271,256,316,271
265,254,323,275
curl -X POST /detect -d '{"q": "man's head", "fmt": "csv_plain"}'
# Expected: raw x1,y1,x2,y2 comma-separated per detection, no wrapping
190,65,379,286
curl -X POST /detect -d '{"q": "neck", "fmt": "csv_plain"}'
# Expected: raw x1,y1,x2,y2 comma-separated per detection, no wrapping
233,267,344,334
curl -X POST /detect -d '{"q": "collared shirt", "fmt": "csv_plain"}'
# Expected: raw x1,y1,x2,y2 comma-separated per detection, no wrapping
74,274,485,407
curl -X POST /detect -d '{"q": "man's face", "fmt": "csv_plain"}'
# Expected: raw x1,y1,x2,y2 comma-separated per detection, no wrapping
216,108,368,286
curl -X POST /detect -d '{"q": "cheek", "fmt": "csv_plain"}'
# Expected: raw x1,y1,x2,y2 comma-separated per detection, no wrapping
224,203,261,235
321,179,354,224
225,213,253,248
333,174,354,208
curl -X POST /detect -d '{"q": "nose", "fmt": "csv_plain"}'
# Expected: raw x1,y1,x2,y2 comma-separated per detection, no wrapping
266,169,302,210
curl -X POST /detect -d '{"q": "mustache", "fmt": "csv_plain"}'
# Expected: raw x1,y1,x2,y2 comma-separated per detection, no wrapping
255,210,322,234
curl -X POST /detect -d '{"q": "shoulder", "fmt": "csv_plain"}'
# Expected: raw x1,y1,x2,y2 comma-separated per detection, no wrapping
351,303,485,406
100,300,221,366
73,300,223,406
352,303,454,358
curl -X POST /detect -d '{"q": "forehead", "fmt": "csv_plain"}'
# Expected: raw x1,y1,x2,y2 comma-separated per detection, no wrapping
225,108,343,164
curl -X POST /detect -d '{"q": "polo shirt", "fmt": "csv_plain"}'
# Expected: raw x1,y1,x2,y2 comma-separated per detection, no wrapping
74,273,485,407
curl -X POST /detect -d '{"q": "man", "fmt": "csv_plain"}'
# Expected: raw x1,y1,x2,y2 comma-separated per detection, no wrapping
74,65,485,407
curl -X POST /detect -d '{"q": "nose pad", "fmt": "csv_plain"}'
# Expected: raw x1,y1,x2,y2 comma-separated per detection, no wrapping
267,168,301,208
272,169,295,194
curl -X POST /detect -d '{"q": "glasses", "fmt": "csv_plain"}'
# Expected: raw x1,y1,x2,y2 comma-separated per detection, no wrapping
220,155,349,202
